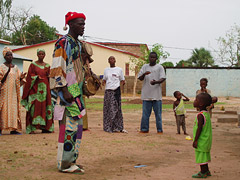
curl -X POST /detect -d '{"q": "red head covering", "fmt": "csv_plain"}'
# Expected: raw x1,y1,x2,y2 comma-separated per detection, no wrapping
66,12,86,24
64,12,86,30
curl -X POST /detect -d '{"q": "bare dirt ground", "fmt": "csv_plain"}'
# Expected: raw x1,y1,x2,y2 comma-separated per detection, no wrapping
0,96,240,180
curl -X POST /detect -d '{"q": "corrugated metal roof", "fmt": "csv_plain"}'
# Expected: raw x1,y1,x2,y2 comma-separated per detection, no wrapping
8,45,27,49
13,53,32,61
0,39,11,45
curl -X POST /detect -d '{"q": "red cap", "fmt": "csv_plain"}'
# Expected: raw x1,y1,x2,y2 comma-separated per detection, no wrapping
64,12,86,31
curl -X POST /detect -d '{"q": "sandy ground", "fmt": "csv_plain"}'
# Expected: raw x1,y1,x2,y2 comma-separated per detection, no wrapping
0,97,240,180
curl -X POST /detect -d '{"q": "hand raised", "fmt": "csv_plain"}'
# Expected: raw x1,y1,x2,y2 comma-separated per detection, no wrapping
62,86,74,103
20,72,27,79
192,141,198,148
144,71,151,75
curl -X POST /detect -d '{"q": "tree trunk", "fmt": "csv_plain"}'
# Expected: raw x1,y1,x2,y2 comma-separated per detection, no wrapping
133,66,139,97
133,73,138,97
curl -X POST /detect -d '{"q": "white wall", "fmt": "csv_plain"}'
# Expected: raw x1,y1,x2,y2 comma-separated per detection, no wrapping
166,68,240,97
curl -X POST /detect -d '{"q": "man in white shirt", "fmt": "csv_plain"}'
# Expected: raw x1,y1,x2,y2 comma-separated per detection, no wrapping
138,52,166,133
102,56,126,133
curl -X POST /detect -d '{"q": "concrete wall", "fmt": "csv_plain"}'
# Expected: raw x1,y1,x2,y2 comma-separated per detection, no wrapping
166,68,240,97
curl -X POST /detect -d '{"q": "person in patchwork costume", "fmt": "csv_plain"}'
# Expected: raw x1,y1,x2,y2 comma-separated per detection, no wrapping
50,11,87,174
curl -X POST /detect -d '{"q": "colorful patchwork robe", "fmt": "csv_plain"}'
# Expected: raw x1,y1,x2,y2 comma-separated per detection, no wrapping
50,35,86,172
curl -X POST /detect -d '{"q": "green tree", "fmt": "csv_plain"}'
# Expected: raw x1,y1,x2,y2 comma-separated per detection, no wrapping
11,15,58,45
217,24,240,67
0,0,12,38
8,7,32,45
161,61,174,67
188,47,214,67
129,43,169,97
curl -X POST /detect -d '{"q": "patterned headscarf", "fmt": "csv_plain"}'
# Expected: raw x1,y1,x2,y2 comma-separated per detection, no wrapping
2,47,12,57
37,48,45,54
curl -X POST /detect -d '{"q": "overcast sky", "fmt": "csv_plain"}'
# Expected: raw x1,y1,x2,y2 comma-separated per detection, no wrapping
13,0,240,64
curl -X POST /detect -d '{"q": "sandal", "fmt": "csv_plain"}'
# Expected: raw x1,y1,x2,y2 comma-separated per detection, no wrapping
42,129,52,133
121,129,128,133
76,164,84,170
60,167,84,175
192,171,207,178
139,131,149,134
206,171,211,176
72,168,84,175
10,131,22,135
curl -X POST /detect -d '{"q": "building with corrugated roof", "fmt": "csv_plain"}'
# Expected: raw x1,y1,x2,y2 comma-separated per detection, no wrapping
0,39,32,72
12,37,147,76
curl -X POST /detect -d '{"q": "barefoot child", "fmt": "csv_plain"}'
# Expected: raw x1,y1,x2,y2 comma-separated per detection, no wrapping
173,91,189,135
192,93,217,178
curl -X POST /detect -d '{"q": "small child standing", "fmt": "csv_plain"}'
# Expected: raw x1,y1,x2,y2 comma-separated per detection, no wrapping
196,78,214,117
196,78,211,95
173,91,189,135
192,93,217,178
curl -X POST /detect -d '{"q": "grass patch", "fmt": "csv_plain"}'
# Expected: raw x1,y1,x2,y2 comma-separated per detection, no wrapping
85,98,103,103
85,103,103,110
86,103,142,111
162,103,194,109
86,102,195,111
85,98,226,111
86,98,127,103
215,102,226,105
122,104,142,110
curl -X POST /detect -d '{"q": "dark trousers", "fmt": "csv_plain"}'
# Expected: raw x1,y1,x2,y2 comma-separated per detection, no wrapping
175,115,186,133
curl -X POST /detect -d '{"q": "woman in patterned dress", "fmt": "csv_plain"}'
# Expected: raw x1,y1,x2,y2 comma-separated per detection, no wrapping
102,56,127,133
0,47,26,135
21,49,54,134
